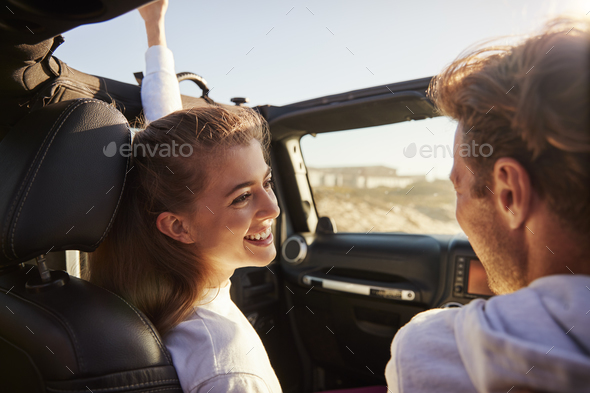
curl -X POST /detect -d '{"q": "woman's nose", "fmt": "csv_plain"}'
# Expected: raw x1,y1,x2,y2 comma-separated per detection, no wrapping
258,189,280,220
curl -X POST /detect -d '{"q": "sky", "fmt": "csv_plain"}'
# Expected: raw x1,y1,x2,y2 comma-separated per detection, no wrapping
300,116,460,180
55,0,589,179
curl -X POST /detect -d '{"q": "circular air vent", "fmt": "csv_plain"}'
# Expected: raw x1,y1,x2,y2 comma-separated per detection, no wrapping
441,302,464,308
281,235,307,264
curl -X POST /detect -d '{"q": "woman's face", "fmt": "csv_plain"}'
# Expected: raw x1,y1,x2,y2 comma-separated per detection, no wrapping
187,139,280,280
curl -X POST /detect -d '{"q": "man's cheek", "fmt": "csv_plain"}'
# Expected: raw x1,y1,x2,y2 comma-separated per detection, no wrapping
455,195,467,225
457,197,478,239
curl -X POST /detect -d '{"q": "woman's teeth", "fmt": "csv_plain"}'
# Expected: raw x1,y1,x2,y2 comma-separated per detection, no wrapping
244,227,271,241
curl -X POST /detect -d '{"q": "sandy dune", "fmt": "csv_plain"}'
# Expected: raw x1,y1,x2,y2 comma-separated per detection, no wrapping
312,180,463,235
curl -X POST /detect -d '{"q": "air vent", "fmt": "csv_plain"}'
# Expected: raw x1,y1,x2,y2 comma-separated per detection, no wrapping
441,302,463,308
281,235,307,264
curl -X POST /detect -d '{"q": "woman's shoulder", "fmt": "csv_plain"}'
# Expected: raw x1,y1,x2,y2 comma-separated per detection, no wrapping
168,305,257,354
163,305,278,391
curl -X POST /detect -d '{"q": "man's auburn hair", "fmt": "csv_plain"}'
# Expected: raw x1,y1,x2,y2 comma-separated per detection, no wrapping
429,17,590,235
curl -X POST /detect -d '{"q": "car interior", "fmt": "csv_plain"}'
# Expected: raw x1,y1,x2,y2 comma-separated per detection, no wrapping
0,1,495,392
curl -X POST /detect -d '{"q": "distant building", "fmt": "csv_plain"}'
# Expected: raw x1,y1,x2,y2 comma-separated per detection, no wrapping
307,166,423,189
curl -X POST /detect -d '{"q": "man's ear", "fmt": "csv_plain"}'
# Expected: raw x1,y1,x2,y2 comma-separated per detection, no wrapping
156,212,194,244
492,157,532,230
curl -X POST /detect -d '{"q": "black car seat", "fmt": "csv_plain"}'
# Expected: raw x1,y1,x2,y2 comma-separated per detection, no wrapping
0,98,182,392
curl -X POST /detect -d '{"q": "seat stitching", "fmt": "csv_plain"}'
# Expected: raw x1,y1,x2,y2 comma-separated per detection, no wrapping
3,280,174,375
7,101,113,374
3,282,85,372
10,99,93,258
100,287,173,364
1,99,79,259
88,100,131,247
8,99,130,258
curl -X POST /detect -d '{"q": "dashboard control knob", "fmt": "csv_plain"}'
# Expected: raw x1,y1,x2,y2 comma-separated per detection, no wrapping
454,285,463,293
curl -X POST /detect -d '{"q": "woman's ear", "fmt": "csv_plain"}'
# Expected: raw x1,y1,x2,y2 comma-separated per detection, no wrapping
156,212,194,244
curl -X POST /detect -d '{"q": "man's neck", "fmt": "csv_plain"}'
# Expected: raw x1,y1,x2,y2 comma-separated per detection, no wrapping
525,212,590,283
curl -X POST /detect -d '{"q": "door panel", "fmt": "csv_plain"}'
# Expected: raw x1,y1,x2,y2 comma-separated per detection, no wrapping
279,233,446,387
282,233,443,304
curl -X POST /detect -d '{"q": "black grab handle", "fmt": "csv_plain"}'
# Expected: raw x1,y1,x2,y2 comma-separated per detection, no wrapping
176,72,210,98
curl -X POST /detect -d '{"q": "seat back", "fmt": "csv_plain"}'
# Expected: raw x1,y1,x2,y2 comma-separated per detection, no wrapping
0,99,182,392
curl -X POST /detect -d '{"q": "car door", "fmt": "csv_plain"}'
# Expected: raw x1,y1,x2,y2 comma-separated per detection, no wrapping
249,77,493,392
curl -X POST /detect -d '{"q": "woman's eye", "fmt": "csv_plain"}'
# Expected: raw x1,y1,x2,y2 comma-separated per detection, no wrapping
232,193,251,205
231,179,273,206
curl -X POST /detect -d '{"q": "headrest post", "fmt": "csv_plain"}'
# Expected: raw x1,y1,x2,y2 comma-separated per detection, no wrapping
36,254,51,283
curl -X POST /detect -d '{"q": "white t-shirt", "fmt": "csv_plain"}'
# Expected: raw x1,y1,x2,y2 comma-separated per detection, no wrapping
385,274,590,392
162,281,283,393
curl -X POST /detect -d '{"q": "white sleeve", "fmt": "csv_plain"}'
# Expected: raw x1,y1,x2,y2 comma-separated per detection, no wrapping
193,372,275,393
141,45,183,123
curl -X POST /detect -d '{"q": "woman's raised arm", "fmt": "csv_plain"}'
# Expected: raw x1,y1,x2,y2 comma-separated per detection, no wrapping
138,0,183,123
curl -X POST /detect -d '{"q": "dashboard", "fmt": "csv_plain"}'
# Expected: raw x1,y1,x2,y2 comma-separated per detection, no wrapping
438,234,494,307
457,257,494,297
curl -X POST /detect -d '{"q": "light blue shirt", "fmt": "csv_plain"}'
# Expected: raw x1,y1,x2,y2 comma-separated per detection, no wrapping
386,275,590,392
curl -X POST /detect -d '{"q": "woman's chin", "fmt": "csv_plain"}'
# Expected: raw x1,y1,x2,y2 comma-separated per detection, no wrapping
240,232,277,266
255,249,277,267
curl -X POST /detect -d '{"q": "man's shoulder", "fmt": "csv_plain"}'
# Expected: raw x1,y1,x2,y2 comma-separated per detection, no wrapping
387,275,590,392
404,274,590,336
394,306,463,353
451,275,590,392
386,307,477,392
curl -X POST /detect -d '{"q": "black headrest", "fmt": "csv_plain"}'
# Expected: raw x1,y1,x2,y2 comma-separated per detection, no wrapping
0,98,130,267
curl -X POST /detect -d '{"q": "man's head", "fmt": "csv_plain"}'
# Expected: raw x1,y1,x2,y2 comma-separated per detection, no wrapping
430,17,590,294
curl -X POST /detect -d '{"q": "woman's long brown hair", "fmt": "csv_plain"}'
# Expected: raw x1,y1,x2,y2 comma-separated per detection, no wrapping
83,106,270,336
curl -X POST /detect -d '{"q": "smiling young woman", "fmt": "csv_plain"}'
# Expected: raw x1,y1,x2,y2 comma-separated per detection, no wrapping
80,1,283,391
86,105,277,328
84,106,283,392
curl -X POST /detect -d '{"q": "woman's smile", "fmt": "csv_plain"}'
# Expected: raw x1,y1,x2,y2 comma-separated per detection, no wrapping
244,230,274,247
244,225,272,240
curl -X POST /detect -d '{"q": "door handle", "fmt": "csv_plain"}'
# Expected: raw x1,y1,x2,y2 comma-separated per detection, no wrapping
302,275,418,302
